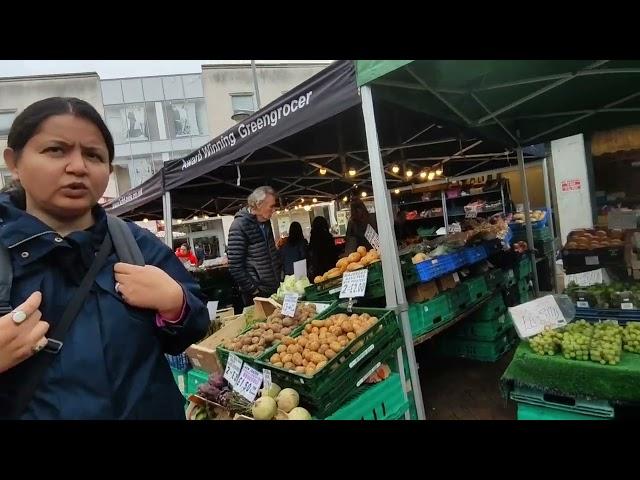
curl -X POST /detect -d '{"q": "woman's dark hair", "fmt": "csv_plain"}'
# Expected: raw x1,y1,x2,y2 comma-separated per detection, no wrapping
350,198,370,226
310,216,331,245
287,221,304,245
1,97,115,206
7,97,114,163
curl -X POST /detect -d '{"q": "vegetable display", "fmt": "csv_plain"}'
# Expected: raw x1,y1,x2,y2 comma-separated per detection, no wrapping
313,246,380,284
271,275,311,304
222,304,317,357
564,229,624,250
265,313,379,376
566,282,640,309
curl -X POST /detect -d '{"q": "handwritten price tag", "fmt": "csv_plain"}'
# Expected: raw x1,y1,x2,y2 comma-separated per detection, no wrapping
281,293,299,317
263,369,272,392
465,207,478,219
235,364,264,402
509,295,568,339
447,223,462,234
365,224,380,252
565,268,604,287
224,352,243,388
340,269,368,299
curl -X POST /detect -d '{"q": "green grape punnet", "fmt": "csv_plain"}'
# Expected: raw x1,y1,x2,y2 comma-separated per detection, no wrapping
589,320,622,365
623,322,640,354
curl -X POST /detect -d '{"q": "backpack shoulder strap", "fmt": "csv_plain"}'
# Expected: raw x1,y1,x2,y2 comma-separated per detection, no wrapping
0,244,13,315
106,215,145,266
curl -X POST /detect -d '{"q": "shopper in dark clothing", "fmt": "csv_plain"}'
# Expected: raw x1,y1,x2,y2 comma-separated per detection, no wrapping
308,216,338,280
279,221,307,276
227,186,282,306
345,198,378,255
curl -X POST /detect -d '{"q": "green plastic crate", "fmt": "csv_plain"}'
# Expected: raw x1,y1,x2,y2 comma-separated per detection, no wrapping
436,329,517,362
464,276,490,303
400,254,419,288
422,294,454,331
485,269,506,290
186,369,209,396
516,403,609,420
446,284,472,315
473,293,506,322
511,386,614,419
513,226,553,243
256,306,402,418
408,303,425,337
326,373,409,420
304,262,384,301
453,313,513,341
515,257,533,280
171,367,188,396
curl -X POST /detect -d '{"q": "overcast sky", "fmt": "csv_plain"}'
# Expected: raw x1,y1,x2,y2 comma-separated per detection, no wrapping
0,60,333,79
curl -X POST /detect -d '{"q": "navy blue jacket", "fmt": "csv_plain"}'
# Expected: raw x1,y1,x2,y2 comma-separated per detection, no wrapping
0,193,209,419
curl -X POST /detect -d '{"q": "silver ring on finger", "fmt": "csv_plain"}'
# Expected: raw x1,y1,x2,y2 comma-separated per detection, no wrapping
11,310,28,325
114,282,122,295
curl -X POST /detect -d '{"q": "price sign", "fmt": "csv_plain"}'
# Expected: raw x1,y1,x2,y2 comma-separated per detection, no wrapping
281,293,299,317
263,369,272,392
621,302,634,310
206,301,219,322
365,224,380,252
447,223,462,234
235,364,264,402
223,352,243,387
585,256,600,266
465,207,478,219
576,301,590,308
508,295,568,339
565,269,605,287
339,269,368,299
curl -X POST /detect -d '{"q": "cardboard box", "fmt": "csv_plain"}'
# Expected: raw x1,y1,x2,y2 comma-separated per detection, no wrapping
185,314,246,374
253,297,280,320
406,281,439,303
437,273,460,292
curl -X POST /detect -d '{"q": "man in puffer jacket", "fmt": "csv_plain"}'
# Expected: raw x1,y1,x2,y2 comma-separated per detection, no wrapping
228,186,282,306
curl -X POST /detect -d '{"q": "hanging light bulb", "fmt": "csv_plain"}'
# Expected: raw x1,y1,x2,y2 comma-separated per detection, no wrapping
392,165,400,174
406,169,414,178
419,171,427,179
143,218,149,223
435,166,443,176
177,219,182,224
428,171,436,181
348,168,357,177
319,167,327,175
159,220,165,225
300,198,304,203
304,205,311,211
343,196,348,202
284,208,289,212
394,189,400,194
193,215,199,221
312,198,317,203
361,191,367,198
203,214,210,219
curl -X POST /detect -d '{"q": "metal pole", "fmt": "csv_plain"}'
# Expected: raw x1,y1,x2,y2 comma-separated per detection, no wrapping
542,157,557,293
517,147,540,295
361,85,426,420
251,60,262,109
163,191,173,248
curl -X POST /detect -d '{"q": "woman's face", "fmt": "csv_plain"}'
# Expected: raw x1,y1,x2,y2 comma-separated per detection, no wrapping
4,114,111,219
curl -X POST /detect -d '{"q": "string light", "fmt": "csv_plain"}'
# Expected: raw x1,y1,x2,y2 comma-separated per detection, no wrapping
319,168,327,175
419,171,427,179
312,198,317,203
406,169,414,178
435,166,443,176
193,215,199,220
392,165,400,174
428,171,436,181
394,189,400,194
177,219,182,224
348,168,356,177
343,196,348,202
303,205,311,211
361,191,367,198
143,218,149,223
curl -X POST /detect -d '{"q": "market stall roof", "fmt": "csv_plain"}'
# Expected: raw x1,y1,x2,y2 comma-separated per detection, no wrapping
106,60,544,220
103,168,164,217
356,60,640,148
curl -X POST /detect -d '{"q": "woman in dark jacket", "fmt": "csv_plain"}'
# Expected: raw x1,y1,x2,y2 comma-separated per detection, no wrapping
0,97,209,419
279,221,307,276
308,216,338,280
344,198,378,255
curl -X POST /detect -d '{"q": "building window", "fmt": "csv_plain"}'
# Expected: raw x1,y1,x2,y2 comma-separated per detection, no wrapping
0,111,16,137
164,99,208,139
104,104,149,144
230,93,256,116
129,155,155,188
0,169,13,187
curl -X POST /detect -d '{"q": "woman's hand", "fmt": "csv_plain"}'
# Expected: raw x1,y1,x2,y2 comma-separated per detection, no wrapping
0,292,50,374
113,263,185,320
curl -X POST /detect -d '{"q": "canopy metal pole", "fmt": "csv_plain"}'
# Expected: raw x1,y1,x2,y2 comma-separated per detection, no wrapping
361,85,426,420
251,60,262,109
542,157,557,293
163,191,173,248
516,147,540,295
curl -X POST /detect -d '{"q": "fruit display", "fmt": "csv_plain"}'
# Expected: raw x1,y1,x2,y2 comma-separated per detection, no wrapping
529,327,563,356
264,313,379,376
313,246,380,284
561,320,594,361
564,229,624,250
565,282,640,309
623,322,640,353
271,275,311,304
222,304,317,357
511,210,546,225
589,321,622,365
252,385,310,420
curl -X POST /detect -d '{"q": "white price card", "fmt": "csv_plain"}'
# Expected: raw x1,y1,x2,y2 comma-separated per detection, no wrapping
576,301,590,308
293,259,307,280
508,295,568,339
206,301,219,322
365,224,380,252
447,223,462,234
235,364,264,402
339,269,369,299
223,352,243,387
565,269,605,287
262,369,272,392
621,302,634,310
585,256,600,266
281,293,299,317
465,207,478,219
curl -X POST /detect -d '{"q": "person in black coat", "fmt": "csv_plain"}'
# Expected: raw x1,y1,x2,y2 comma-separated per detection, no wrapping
308,216,339,280
227,186,283,306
